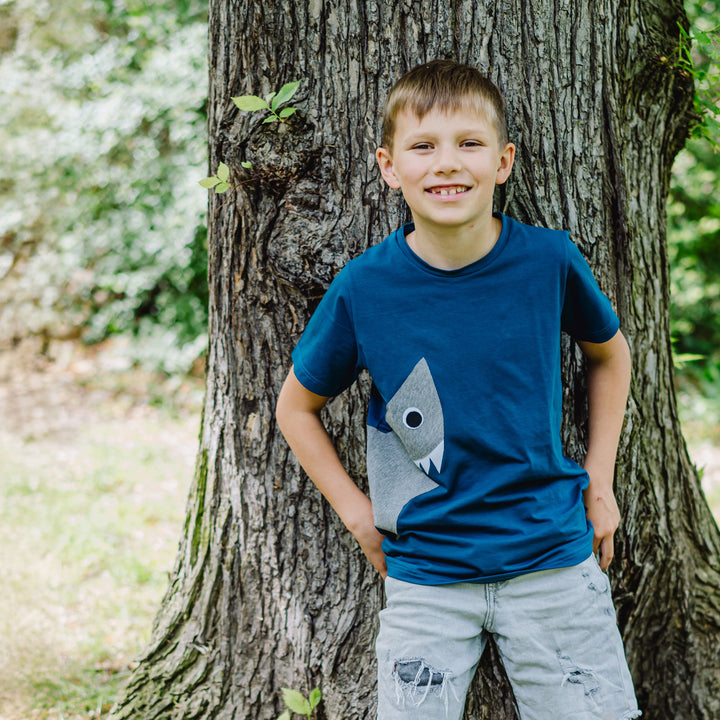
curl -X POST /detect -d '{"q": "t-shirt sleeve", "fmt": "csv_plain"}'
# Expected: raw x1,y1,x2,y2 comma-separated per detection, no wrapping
291,266,361,397
561,235,620,343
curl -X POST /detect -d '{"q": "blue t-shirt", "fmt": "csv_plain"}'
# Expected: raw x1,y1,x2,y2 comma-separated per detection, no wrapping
292,213,620,585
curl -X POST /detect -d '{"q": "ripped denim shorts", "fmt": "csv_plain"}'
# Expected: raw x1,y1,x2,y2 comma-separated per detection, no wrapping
376,555,641,720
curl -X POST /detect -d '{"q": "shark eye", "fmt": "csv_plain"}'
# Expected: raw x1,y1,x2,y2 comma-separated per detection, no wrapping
403,407,424,429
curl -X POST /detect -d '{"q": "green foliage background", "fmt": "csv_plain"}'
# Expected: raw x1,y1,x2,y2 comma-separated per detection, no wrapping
669,0,720,410
0,0,717,386
0,0,208,373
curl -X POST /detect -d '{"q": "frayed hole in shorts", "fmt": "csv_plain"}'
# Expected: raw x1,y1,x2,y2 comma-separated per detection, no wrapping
391,657,458,714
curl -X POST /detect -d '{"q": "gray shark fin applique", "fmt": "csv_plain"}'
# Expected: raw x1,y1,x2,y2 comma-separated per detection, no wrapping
385,358,445,473
366,358,445,534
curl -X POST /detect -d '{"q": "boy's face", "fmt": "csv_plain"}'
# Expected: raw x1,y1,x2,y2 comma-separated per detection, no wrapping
376,104,515,235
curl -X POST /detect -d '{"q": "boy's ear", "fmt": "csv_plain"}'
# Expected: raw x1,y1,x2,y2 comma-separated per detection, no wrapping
376,147,402,189
495,142,516,185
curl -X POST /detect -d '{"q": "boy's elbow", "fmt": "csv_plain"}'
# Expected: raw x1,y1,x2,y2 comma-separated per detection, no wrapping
275,376,293,432
579,329,630,368
613,331,632,377
275,367,328,431
602,331,631,390
276,399,294,440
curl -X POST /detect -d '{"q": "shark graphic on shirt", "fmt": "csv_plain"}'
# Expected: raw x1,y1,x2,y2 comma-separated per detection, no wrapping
366,358,444,534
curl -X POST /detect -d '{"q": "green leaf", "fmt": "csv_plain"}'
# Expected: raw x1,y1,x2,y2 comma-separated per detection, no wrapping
309,687,322,708
673,352,706,368
263,116,279,124
265,91,277,105
241,161,253,170
272,80,301,110
278,107,297,119
277,712,291,720
282,688,311,715
232,94,270,112
214,182,230,193
199,176,221,188
217,162,230,181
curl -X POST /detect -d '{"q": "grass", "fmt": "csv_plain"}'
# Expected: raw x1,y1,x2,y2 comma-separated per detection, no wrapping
676,384,720,519
0,343,202,720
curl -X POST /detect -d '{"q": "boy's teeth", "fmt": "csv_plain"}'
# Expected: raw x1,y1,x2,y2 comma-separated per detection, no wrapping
433,186,465,195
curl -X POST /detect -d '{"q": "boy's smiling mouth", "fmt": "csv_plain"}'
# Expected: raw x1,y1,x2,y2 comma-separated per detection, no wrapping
426,185,470,196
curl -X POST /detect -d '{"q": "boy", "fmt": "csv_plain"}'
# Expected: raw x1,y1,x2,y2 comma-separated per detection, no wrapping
276,59,640,720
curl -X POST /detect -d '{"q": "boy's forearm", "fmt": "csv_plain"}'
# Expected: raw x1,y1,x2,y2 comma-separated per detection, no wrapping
276,370,387,576
579,331,632,490
277,399,371,532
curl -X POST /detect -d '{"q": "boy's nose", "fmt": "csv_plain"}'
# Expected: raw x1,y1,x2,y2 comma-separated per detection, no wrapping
433,146,461,174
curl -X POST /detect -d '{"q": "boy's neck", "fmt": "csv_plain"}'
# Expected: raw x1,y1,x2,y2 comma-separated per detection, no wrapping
405,214,502,271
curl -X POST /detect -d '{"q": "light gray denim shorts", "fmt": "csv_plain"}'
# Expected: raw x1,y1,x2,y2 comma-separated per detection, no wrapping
376,555,641,720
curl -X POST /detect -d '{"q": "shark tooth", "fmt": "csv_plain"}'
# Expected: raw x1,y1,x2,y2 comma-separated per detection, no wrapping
414,440,444,474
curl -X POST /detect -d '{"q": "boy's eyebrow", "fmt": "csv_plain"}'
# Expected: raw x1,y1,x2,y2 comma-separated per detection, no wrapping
402,126,494,143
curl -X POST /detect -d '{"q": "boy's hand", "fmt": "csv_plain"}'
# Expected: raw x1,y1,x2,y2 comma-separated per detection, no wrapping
583,479,620,570
349,509,388,579
357,528,388,579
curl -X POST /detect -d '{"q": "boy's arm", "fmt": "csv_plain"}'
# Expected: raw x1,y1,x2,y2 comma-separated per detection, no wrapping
275,367,387,578
577,329,632,571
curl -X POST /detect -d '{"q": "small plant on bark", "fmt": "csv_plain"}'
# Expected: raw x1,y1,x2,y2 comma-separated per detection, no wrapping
198,161,236,194
277,687,322,720
199,80,302,193
231,80,301,124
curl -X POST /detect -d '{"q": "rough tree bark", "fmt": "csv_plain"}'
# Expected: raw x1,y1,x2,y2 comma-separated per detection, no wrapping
111,1,720,718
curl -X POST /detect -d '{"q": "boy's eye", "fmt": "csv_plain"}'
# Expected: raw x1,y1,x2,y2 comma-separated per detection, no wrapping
461,140,482,147
412,143,433,150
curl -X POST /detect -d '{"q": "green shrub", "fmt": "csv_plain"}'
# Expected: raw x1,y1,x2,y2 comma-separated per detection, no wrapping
668,0,720,408
0,0,209,373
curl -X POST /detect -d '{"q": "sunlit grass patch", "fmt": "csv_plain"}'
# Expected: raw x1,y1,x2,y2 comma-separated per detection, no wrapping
0,396,198,719
20,666,131,720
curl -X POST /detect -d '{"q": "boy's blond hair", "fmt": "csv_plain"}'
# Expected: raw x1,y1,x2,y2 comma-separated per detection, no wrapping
381,59,509,152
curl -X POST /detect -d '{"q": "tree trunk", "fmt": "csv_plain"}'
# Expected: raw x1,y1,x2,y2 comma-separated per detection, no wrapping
110,1,720,718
